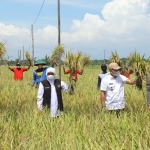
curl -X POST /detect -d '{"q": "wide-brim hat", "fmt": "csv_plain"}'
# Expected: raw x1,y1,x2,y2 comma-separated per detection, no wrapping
34,59,47,66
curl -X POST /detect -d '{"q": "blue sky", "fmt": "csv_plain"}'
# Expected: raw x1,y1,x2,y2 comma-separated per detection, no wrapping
0,0,150,61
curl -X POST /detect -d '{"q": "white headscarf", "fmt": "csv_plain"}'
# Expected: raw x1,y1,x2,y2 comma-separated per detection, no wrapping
46,67,56,82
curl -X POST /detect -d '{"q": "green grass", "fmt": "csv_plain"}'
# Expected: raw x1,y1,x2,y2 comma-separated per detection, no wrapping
0,66,150,150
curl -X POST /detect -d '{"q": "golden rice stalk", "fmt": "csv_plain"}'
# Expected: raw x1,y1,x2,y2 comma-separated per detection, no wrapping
80,56,90,68
64,51,83,76
0,41,6,59
127,51,150,89
109,51,122,67
50,44,65,63
25,51,31,61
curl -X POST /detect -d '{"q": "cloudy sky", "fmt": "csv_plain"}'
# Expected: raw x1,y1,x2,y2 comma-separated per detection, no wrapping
0,0,150,61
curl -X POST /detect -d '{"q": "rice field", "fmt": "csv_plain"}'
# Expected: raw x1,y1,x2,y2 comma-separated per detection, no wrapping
0,66,150,150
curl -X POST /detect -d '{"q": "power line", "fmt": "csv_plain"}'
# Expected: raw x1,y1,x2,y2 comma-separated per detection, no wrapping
32,0,46,25
92,50,109,59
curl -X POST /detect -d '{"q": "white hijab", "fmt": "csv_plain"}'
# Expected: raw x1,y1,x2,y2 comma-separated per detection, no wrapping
46,67,56,83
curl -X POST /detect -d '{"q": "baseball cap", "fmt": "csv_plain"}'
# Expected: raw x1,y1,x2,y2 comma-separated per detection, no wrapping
108,62,121,70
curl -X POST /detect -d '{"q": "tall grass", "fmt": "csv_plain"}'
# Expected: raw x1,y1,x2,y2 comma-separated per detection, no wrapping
0,66,150,150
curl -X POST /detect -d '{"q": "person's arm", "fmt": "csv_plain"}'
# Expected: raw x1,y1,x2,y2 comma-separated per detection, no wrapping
126,78,136,85
8,66,13,71
27,60,31,70
63,67,66,74
32,71,36,86
37,82,44,110
63,67,70,74
79,69,84,75
6,61,13,71
97,76,101,89
100,90,106,107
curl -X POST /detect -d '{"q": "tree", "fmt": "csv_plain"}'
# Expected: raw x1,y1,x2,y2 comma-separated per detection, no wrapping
0,41,6,65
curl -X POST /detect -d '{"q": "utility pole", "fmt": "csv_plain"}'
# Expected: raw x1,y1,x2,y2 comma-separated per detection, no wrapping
23,46,24,66
18,50,20,63
31,25,34,67
104,50,106,64
20,50,21,64
58,0,61,80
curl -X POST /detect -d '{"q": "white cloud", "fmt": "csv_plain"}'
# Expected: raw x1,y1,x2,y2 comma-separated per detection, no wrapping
1,0,150,60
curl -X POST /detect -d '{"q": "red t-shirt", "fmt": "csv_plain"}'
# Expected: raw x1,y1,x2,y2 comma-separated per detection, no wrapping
65,69,81,81
12,68,27,80
120,72,130,79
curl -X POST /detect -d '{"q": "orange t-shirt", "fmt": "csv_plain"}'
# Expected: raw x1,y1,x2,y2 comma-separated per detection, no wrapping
120,72,130,79
12,68,27,80
65,69,81,81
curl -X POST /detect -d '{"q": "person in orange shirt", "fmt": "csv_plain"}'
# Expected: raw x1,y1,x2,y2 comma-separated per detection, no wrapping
120,69,133,79
63,67,84,82
8,62,31,80
63,67,84,95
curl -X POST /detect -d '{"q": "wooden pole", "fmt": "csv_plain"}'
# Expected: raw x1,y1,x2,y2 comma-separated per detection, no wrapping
23,46,24,66
20,50,21,64
31,25,34,68
58,0,61,80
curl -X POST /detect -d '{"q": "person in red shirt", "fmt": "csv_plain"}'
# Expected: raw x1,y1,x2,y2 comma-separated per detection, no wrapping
63,67,84,82
63,67,84,95
120,69,133,79
8,62,31,80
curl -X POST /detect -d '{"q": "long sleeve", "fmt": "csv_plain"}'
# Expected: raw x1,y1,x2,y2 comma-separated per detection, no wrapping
37,82,44,110
61,81,68,92
32,71,36,84
97,76,101,89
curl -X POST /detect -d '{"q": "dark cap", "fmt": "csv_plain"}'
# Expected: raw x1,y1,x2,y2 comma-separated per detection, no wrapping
16,62,21,66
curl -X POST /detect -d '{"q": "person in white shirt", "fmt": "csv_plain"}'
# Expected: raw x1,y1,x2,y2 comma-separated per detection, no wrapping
37,67,68,118
97,64,110,89
100,62,136,117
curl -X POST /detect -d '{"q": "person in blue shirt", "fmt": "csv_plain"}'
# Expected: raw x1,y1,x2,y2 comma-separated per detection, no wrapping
97,64,109,89
32,59,55,88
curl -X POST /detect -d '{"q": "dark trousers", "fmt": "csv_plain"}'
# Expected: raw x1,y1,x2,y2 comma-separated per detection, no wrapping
108,109,124,118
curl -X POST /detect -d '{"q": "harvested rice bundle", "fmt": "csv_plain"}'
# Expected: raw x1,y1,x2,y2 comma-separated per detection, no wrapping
50,45,65,64
127,52,150,90
110,51,122,67
25,51,31,61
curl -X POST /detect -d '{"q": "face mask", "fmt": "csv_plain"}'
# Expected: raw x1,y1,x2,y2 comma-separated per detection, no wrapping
114,70,120,77
47,75,55,80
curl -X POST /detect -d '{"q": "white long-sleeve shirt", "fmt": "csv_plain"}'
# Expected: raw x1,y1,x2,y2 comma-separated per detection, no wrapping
37,80,68,117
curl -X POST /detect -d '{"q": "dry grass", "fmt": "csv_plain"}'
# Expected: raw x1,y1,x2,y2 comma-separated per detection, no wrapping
0,66,150,149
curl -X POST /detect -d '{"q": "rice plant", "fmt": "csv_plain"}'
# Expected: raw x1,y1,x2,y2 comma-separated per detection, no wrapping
127,52,150,89
0,63,150,149
50,45,65,64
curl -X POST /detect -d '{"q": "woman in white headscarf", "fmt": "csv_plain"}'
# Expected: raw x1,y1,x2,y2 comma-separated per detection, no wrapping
37,67,68,117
